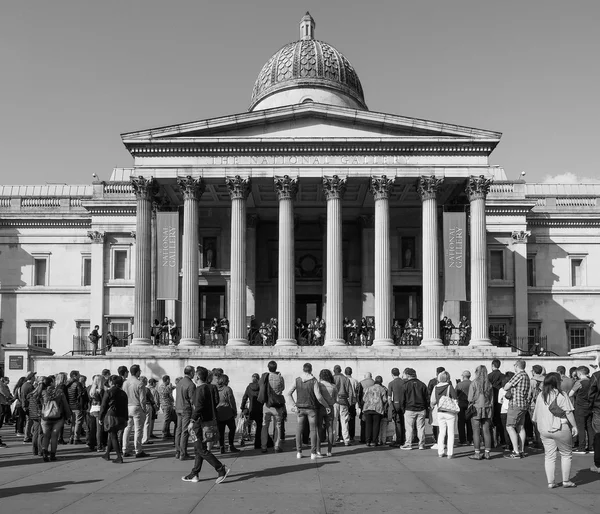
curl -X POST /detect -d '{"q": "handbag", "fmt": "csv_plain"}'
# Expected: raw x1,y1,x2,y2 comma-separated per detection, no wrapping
90,404,101,415
437,386,460,414
199,386,220,444
548,392,566,418
465,404,477,421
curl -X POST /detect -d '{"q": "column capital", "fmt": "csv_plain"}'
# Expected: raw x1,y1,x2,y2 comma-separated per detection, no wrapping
177,176,205,201
418,175,444,201
511,230,531,244
358,214,375,229
247,213,259,228
370,175,394,201
323,175,346,201
466,175,492,201
226,175,251,200
87,230,105,244
274,175,298,201
131,176,158,200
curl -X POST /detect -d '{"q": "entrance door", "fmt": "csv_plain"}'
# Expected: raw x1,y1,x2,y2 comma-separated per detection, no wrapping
199,286,226,341
296,294,322,324
393,286,421,324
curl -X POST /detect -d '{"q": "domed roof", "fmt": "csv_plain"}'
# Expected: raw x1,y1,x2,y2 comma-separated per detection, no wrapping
249,13,367,111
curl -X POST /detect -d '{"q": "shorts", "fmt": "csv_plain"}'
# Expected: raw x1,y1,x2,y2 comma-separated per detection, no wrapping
506,408,527,428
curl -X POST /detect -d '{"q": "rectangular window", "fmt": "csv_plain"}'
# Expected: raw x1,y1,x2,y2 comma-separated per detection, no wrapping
569,327,587,350
490,250,504,280
113,250,128,280
30,326,48,348
111,321,129,341
527,257,536,286
34,258,47,286
82,257,92,286
571,259,583,286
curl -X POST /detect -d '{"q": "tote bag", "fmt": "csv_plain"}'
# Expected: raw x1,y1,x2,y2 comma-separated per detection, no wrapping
437,386,460,414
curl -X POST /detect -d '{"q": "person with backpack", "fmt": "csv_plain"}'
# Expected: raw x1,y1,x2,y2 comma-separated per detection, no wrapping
40,375,71,462
240,373,263,449
258,360,285,454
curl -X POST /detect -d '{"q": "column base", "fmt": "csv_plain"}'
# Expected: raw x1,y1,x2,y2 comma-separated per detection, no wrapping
324,339,346,347
275,338,298,347
227,338,249,347
469,338,492,347
372,338,395,347
420,338,444,347
178,338,201,348
130,338,152,347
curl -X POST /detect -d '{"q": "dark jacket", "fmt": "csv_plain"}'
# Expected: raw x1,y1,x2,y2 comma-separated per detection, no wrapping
387,377,405,414
401,377,429,412
333,373,354,407
192,383,219,423
175,376,196,413
25,390,42,420
67,379,85,410
241,382,262,418
99,386,128,421
41,386,71,421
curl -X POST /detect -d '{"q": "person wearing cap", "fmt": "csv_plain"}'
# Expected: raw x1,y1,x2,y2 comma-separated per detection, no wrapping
21,372,37,443
240,373,263,449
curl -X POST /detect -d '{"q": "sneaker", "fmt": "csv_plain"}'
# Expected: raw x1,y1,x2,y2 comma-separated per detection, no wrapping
589,465,600,473
23,439,32,443
229,446,240,453
215,466,231,484
182,473,200,483
0,442,7,448
504,452,521,460
400,444,413,451
275,447,283,453
113,456,123,464
311,453,324,460
562,481,576,488
123,452,133,458
296,452,302,459
447,455,453,460
573,449,588,455
135,451,149,458
431,444,439,450
548,483,559,489
326,452,332,457
418,444,425,450
261,448,268,453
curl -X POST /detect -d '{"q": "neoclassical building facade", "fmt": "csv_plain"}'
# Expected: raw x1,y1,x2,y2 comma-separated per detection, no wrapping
0,14,598,363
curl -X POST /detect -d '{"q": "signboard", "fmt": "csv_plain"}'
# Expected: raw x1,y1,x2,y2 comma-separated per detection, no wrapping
157,212,179,300
9,355,24,370
443,212,467,301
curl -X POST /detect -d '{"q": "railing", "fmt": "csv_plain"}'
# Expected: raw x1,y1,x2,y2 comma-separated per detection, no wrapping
0,198,10,207
556,197,597,207
104,182,135,195
21,197,61,208
67,333,132,356
489,183,515,194
515,335,556,356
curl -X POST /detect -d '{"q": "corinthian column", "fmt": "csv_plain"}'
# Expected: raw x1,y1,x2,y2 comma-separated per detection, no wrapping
177,176,204,347
323,175,346,346
275,175,298,346
467,175,492,347
418,176,444,347
130,176,156,346
370,176,394,346
227,175,251,346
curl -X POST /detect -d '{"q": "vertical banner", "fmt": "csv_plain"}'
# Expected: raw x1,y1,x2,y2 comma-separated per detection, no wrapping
443,212,467,301
157,212,179,300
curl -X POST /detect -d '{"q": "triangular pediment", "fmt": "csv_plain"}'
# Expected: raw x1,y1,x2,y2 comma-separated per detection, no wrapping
121,103,501,144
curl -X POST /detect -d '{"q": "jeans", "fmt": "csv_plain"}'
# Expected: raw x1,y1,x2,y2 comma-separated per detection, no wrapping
123,406,146,455
457,406,473,444
319,409,335,453
500,413,512,450
404,409,426,446
296,408,317,454
105,427,122,459
143,407,155,443
391,405,406,446
217,417,236,448
70,409,84,441
15,406,26,434
42,418,65,454
262,406,283,450
437,412,456,456
250,412,263,449
594,431,600,467
471,417,493,451
333,404,350,444
540,424,573,484
348,405,357,440
161,406,177,437
175,410,192,456
492,400,504,445
31,419,42,455
364,412,382,444
190,426,224,476
574,410,594,451
24,414,33,440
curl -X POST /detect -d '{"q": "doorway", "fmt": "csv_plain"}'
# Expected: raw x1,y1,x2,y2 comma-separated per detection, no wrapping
393,286,421,324
296,294,322,324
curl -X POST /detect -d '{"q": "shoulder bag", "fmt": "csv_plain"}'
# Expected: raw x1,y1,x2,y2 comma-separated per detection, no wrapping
437,386,460,414
548,392,567,418
198,387,219,444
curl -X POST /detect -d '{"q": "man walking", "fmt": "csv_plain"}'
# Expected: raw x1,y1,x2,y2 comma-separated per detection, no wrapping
122,364,149,458
260,360,286,453
286,363,330,460
333,365,354,446
175,366,196,460
503,359,531,459
400,368,429,450
456,370,473,446
182,367,230,484
388,368,405,447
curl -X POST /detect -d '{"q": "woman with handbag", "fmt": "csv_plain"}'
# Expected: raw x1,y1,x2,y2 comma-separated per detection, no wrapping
216,374,240,454
532,373,578,489
88,375,107,453
431,371,459,459
362,376,388,447
467,365,494,461
98,375,128,464
40,375,71,462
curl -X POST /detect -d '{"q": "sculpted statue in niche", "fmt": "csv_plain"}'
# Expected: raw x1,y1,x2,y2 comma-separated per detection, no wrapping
203,237,217,269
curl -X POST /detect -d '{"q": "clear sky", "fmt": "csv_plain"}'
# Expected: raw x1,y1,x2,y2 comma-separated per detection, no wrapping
1,0,599,185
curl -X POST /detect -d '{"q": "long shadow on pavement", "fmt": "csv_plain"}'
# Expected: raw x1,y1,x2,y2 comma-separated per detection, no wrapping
570,468,600,486
0,480,102,498
225,461,340,483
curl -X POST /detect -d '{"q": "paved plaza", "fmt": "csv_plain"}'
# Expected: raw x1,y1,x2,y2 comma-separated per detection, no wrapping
1,421,598,514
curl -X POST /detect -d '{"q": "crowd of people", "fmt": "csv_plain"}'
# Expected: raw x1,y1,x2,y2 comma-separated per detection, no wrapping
1,357,599,489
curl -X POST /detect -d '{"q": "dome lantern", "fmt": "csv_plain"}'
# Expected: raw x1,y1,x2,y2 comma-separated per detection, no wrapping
249,14,367,111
